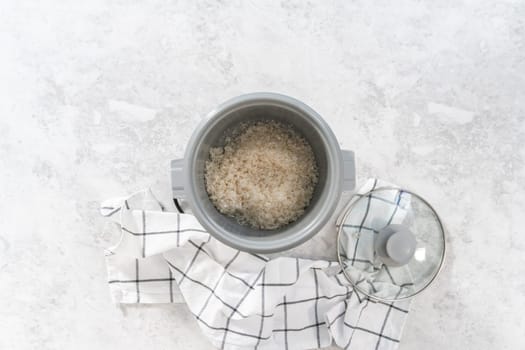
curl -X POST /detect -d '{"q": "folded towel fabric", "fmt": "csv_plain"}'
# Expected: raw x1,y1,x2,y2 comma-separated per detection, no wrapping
338,179,415,300
100,179,411,350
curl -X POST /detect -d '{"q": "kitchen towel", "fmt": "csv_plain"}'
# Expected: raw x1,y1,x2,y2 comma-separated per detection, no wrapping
337,180,416,300
100,179,411,350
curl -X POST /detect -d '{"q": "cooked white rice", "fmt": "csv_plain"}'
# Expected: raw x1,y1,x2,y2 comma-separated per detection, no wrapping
204,120,318,230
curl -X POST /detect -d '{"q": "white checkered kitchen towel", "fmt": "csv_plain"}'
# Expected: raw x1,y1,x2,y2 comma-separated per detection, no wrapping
100,179,411,350
338,179,415,300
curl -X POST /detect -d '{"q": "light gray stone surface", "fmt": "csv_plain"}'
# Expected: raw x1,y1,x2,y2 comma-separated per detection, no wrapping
1,0,524,349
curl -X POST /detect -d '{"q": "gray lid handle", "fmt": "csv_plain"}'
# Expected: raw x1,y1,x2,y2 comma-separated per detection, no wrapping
386,230,416,265
170,159,186,198
376,224,416,266
341,150,356,192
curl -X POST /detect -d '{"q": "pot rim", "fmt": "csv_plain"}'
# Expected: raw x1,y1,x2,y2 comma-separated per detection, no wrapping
183,92,344,253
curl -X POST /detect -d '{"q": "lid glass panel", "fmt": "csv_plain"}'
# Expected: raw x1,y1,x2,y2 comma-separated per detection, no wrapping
337,187,445,301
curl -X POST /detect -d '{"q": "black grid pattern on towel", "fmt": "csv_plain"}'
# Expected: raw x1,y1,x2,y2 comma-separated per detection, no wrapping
102,189,410,349
338,182,416,307
341,184,408,272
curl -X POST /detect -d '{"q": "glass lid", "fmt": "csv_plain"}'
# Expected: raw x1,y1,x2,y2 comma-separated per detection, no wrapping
337,186,446,302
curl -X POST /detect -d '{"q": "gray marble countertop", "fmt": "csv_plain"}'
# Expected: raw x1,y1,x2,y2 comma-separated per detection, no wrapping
1,1,524,349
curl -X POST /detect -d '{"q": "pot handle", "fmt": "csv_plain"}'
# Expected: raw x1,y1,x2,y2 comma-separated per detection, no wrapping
341,150,356,192
170,158,186,198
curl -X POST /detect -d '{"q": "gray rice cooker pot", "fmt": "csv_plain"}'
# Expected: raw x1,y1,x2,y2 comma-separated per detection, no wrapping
170,92,356,253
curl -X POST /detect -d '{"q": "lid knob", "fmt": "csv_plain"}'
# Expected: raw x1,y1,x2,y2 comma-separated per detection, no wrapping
375,224,416,266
